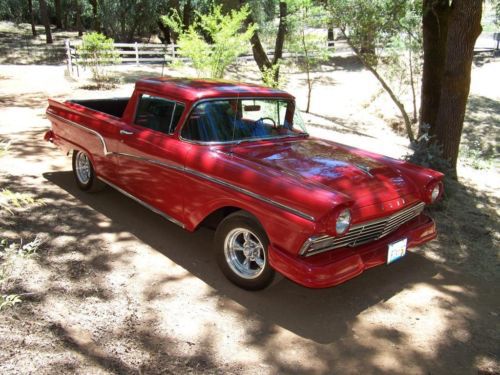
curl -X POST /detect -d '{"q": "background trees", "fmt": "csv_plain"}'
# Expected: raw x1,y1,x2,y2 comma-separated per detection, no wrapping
0,0,490,177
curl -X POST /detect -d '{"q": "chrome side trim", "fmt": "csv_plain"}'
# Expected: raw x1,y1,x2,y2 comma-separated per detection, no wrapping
97,176,185,228
185,167,315,222
46,111,111,156
113,152,316,222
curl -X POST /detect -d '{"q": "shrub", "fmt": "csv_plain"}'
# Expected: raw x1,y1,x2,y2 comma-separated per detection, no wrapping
78,32,120,83
162,5,255,79
262,62,287,89
405,124,452,173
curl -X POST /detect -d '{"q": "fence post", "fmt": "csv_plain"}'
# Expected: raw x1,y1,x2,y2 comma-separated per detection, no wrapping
65,39,72,75
170,43,176,59
134,42,139,65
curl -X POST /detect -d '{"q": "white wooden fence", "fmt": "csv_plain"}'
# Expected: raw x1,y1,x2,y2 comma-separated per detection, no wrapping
65,39,337,77
65,39,179,76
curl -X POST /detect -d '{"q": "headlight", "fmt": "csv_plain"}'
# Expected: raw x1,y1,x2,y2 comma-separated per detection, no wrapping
431,184,440,202
336,208,351,235
428,181,443,203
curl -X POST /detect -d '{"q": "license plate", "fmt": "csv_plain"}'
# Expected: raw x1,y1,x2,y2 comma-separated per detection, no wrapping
387,238,407,264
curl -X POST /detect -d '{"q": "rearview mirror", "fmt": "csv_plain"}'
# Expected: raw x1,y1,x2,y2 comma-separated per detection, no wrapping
244,105,261,112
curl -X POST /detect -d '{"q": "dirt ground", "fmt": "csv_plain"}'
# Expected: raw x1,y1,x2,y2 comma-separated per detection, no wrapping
0,24,499,374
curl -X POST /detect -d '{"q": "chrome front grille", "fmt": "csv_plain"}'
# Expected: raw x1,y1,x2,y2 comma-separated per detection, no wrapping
301,202,425,256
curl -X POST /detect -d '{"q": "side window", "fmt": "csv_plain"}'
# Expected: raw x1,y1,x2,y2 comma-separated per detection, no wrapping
134,94,185,135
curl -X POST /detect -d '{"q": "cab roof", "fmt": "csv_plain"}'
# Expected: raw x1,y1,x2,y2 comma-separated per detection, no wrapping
135,77,294,103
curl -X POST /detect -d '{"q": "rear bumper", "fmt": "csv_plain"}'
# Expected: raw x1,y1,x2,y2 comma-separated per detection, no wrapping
268,214,437,288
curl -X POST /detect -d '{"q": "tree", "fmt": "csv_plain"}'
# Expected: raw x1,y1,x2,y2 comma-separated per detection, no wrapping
28,0,36,36
54,0,63,28
39,0,52,44
98,0,167,42
329,0,418,142
241,1,288,86
420,0,483,176
75,0,83,36
287,0,331,112
162,5,255,79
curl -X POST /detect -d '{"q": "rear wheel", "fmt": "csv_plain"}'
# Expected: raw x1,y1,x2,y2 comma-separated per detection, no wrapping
72,150,105,192
214,211,275,290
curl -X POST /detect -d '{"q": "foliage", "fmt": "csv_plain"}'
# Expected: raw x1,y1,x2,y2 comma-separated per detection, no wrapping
405,124,451,173
496,0,500,26
261,61,286,88
286,0,332,112
162,5,255,79
78,32,119,83
0,0,28,22
97,0,169,42
328,0,420,141
0,141,44,312
458,140,495,170
0,294,21,311
0,189,42,214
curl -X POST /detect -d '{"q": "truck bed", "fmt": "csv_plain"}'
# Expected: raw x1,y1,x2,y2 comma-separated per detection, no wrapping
69,98,129,118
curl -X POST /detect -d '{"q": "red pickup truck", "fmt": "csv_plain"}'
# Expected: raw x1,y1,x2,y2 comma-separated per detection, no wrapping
45,77,443,290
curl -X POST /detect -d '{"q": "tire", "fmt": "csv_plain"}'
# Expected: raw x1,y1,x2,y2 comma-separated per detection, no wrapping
72,150,105,192
214,211,275,290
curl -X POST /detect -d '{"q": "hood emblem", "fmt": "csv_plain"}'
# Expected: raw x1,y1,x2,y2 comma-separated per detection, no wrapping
354,163,374,178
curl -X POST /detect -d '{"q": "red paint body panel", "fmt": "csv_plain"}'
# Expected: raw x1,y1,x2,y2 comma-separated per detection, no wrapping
45,78,443,288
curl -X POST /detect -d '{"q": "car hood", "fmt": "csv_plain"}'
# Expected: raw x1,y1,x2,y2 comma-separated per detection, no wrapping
229,138,418,208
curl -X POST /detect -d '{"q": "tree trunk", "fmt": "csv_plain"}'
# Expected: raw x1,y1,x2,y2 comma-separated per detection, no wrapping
433,0,482,176
273,2,287,64
182,0,192,30
270,2,287,82
90,0,100,32
39,0,53,44
28,0,37,36
409,45,417,123
76,0,83,37
157,20,171,44
327,27,335,42
54,0,63,29
420,0,450,136
301,26,312,113
342,29,414,142
240,1,272,74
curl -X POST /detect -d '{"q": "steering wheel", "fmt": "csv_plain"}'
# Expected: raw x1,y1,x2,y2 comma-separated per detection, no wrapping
256,117,277,128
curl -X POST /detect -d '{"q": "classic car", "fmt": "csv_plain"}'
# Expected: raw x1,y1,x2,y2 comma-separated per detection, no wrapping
44,77,443,290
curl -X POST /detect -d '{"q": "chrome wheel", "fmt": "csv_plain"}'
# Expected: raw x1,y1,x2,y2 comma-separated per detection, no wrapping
224,228,266,280
75,151,91,185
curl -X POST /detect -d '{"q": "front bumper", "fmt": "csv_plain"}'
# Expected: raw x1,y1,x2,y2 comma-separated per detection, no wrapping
268,214,437,288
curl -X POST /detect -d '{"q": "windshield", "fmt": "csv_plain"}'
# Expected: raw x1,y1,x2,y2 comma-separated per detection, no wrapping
181,98,308,143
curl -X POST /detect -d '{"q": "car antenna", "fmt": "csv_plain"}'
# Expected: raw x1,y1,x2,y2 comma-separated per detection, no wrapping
230,92,240,153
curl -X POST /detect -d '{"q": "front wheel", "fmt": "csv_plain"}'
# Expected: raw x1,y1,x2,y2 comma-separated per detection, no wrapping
214,211,275,290
72,150,105,192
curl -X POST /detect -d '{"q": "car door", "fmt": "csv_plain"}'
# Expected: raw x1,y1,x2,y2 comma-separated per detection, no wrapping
116,93,190,226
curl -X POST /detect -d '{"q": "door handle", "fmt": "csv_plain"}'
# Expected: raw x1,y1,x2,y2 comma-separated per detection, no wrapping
120,130,135,135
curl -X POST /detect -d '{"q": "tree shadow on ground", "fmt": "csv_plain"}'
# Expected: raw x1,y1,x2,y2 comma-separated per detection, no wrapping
38,167,500,373
0,92,57,109
1,125,498,373
463,94,500,156
0,23,74,65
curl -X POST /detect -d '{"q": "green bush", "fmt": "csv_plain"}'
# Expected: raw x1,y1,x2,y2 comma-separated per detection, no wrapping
162,5,255,79
78,32,120,83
